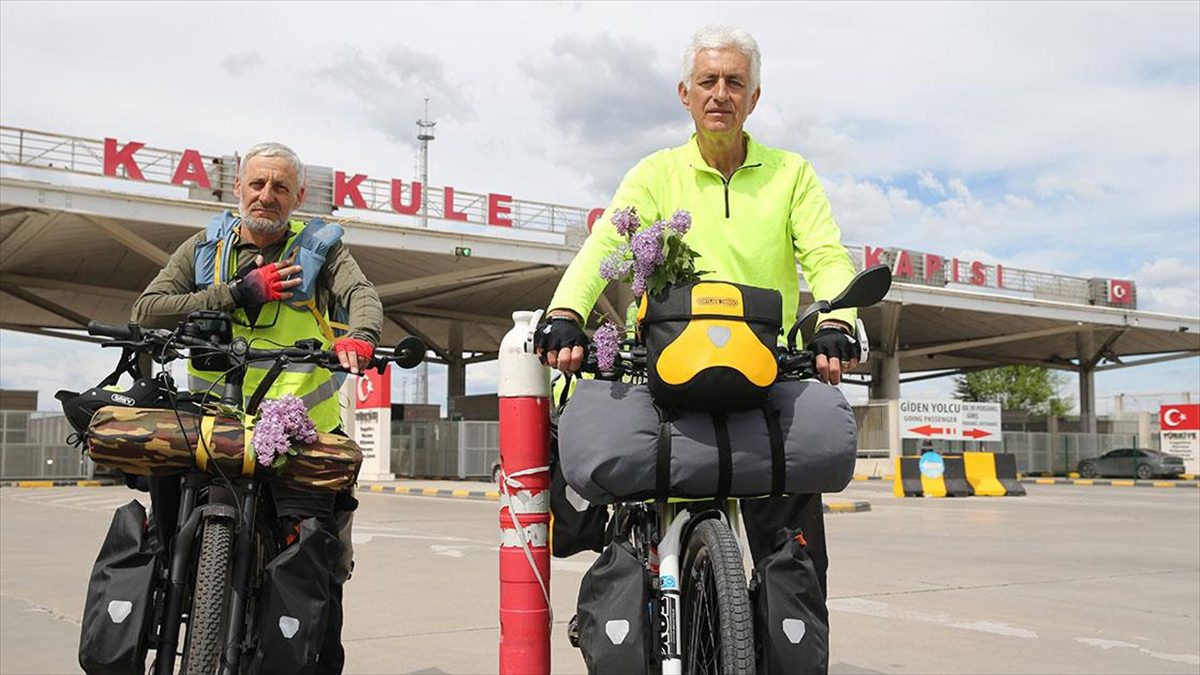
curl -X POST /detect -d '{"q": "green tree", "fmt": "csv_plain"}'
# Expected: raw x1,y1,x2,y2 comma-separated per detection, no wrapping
953,366,1072,417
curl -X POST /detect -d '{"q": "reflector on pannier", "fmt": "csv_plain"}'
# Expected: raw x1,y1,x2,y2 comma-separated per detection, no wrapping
86,407,361,492
557,379,856,504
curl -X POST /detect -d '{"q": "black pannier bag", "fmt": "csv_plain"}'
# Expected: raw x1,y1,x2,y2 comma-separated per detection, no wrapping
550,447,608,558
250,517,340,675
642,281,782,411
575,540,652,675
750,528,830,675
558,379,857,504
79,500,158,675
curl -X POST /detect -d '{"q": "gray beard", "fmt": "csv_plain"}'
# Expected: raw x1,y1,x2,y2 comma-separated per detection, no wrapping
241,214,288,235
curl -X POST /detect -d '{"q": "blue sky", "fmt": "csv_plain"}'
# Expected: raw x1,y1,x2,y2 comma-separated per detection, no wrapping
0,1,1197,413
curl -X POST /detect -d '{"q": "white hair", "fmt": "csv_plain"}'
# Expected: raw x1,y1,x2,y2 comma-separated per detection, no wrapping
680,25,762,92
240,141,306,187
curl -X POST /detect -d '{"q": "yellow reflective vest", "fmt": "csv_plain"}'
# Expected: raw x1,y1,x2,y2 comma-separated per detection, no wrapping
188,220,342,432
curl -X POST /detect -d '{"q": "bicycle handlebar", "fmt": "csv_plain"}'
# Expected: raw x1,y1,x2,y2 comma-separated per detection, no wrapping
86,320,426,375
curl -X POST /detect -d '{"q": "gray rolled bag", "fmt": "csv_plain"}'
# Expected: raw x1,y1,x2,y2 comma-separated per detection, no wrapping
558,378,858,504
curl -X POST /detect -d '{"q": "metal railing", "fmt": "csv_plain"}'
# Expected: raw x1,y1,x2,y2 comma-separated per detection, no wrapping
0,410,92,480
1003,431,1159,475
854,402,893,458
0,125,592,234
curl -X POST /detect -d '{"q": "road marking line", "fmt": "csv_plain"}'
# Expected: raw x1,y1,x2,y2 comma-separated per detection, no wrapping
829,598,1038,639
1074,637,1200,666
1110,480,1135,487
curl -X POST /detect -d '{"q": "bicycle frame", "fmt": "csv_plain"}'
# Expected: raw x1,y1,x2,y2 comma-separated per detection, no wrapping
153,343,271,675
612,499,744,674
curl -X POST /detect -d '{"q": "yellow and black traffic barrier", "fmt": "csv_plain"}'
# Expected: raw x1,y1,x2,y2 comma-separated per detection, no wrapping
941,455,974,497
963,451,1026,496
992,453,1026,495
894,452,1024,497
893,456,926,497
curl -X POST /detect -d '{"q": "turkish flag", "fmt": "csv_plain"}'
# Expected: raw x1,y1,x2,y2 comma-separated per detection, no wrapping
1160,404,1200,431
1108,279,1133,304
355,364,392,410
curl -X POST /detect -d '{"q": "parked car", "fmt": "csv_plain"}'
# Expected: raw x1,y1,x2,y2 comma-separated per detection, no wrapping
1077,449,1186,479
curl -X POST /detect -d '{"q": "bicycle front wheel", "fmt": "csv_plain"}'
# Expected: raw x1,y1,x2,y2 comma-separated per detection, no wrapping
681,518,755,675
180,517,234,675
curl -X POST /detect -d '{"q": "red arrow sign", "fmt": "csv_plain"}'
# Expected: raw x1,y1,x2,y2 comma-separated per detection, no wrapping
963,428,992,439
909,424,952,437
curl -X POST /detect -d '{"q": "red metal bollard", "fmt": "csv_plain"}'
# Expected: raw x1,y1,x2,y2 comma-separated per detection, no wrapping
498,311,552,675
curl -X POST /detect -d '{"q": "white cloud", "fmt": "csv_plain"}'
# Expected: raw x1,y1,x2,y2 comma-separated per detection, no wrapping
1133,257,1200,315
917,171,945,195
0,1,1197,408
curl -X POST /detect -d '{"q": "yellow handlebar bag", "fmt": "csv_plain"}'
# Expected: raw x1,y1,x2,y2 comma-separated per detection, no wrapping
642,281,782,411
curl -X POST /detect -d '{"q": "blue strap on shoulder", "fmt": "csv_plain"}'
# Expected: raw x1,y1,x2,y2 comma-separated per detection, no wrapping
285,218,344,302
194,211,239,289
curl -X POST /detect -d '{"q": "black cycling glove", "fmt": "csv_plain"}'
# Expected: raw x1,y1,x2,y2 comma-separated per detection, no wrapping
533,315,588,363
809,325,861,362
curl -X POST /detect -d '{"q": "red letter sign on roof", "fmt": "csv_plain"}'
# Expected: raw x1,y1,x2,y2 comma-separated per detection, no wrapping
103,138,145,180
171,149,211,188
335,171,368,209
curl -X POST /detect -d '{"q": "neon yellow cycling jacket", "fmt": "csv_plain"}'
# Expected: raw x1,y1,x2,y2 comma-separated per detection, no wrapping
549,133,858,339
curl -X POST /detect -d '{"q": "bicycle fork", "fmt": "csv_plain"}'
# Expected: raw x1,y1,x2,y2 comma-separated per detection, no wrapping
220,480,260,675
657,511,691,675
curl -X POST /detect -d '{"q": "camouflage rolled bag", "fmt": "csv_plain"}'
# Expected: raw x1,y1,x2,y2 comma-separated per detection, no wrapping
86,407,362,492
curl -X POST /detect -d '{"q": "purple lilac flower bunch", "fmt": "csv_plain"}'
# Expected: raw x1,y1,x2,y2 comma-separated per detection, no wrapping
591,321,622,372
600,244,633,281
600,207,705,299
252,394,318,468
668,210,691,235
611,206,640,237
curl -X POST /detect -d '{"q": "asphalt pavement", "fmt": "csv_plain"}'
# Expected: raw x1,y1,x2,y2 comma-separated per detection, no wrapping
1,480,1197,674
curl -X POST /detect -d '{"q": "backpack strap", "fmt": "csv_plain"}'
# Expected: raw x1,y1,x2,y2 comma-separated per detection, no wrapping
653,403,675,502
194,211,239,289
711,410,733,503
762,402,786,500
282,218,344,303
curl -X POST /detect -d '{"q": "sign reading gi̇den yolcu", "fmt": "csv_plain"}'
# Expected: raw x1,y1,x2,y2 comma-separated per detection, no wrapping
899,399,1003,442
1160,404,1199,475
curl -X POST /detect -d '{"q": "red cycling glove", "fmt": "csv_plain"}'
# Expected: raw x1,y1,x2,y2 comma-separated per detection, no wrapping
333,338,375,371
230,264,285,307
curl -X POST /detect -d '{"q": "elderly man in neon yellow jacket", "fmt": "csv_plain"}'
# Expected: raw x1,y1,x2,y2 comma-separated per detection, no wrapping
536,25,861,594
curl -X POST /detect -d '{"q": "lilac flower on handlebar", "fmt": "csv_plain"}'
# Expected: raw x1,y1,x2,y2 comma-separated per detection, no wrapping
592,321,622,372
597,207,705,299
668,209,691,235
252,394,318,469
611,206,640,237
600,244,633,281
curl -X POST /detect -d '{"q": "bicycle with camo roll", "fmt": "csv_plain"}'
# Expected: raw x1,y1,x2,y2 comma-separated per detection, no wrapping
62,311,424,675
557,265,891,675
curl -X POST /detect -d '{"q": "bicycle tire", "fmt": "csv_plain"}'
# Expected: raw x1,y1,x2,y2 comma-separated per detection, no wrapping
681,518,755,675
180,517,234,675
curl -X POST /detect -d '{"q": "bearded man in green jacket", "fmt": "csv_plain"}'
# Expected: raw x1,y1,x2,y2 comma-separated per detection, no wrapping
535,24,862,594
